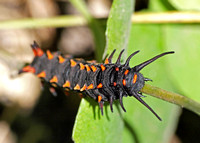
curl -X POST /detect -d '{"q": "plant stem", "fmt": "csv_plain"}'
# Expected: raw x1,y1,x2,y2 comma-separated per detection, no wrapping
69,0,92,22
0,15,86,29
141,84,200,116
132,11,200,23
1,12,200,30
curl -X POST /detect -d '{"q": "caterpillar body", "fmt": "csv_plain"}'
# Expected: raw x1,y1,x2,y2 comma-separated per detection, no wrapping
20,41,174,121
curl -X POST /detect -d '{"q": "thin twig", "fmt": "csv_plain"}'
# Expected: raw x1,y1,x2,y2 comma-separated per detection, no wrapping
141,84,200,116
132,11,200,23
0,15,86,29
1,12,200,29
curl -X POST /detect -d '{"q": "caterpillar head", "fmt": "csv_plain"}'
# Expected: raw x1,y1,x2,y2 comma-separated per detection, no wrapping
127,50,174,93
122,50,174,94
124,70,145,94
122,50,174,121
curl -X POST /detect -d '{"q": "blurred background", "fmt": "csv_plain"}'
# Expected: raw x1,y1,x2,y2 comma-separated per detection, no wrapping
0,0,200,143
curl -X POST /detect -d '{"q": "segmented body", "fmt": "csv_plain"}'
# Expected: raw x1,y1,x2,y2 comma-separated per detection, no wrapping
21,41,174,121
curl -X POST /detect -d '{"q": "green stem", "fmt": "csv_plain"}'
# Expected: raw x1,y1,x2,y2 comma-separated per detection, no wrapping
1,12,200,30
141,84,200,116
69,0,92,22
0,15,86,29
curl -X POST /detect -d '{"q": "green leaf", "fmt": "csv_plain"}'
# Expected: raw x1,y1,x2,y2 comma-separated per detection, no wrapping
123,24,180,143
168,0,200,11
148,0,175,11
72,0,134,142
72,98,124,143
163,24,200,102
149,0,200,104
104,0,134,61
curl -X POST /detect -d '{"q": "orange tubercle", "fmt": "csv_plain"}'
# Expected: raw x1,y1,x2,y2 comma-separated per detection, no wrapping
37,71,46,78
80,84,87,91
104,58,109,64
22,66,36,73
36,48,44,57
100,64,106,71
74,84,81,90
97,83,103,88
58,55,65,63
50,76,58,83
63,80,71,88
98,95,102,103
32,49,37,56
87,84,94,90
79,63,85,70
70,59,77,67
46,50,54,60
85,65,91,72
90,65,97,72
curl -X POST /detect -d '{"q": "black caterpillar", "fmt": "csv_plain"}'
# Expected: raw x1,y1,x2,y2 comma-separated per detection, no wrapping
20,41,174,121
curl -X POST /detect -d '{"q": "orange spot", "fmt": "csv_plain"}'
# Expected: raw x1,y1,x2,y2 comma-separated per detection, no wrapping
80,84,87,91
122,79,126,86
124,70,129,75
100,64,106,71
58,55,65,63
98,95,102,103
85,65,91,72
22,66,35,73
74,84,80,90
115,67,119,71
37,71,46,78
50,76,58,83
70,59,77,67
79,63,85,70
87,84,94,89
90,65,97,72
105,58,109,64
97,83,103,88
133,74,137,84
63,80,70,88
36,48,44,57
46,50,54,60
113,82,117,86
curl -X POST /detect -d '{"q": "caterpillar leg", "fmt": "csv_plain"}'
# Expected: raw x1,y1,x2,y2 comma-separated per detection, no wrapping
119,91,126,112
109,96,114,112
98,95,104,115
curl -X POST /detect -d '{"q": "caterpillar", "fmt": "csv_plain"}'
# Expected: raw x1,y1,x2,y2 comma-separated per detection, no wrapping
20,41,174,121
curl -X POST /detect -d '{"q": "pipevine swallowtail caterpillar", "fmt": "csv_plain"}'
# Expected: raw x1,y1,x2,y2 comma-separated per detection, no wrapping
20,41,174,121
